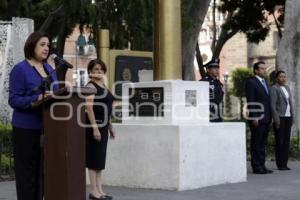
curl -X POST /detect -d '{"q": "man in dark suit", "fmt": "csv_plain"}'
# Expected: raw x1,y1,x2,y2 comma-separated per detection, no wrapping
245,61,273,174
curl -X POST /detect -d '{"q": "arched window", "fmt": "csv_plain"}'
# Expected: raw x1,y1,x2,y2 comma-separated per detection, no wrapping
200,29,208,42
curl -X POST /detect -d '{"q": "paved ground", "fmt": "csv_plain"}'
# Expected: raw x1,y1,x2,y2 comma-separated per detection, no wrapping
1,162,300,200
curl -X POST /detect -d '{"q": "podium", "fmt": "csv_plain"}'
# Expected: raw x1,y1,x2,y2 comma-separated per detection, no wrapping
34,87,96,200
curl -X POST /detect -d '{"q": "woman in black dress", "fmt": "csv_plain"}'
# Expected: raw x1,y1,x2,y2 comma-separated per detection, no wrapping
85,59,115,200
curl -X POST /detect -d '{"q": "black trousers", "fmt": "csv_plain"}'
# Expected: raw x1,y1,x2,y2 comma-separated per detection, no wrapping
12,127,43,200
273,117,292,168
209,104,223,122
249,122,270,171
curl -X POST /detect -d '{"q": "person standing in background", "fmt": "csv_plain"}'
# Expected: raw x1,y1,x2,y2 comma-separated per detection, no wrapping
245,61,273,174
85,59,115,200
270,70,293,170
200,59,224,122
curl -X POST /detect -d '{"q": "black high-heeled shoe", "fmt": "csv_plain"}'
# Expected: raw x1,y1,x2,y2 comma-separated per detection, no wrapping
89,193,109,200
103,195,113,200
89,193,100,200
89,193,108,200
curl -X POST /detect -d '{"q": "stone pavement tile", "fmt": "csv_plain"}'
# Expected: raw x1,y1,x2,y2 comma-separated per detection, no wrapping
1,162,300,200
91,162,300,200
0,181,15,200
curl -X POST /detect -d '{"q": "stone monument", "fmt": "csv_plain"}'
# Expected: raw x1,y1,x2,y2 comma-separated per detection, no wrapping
102,80,246,190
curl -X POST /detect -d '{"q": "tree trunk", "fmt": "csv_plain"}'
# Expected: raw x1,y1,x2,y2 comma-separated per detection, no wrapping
212,12,237,60
38,5,65,32
240,97,243,121
272,12,283,39
56,34,67,57
211,0,217,51
182,0,211,80
212,28,237,60
277,0,300,133
195,42,206,78
53,22,68,88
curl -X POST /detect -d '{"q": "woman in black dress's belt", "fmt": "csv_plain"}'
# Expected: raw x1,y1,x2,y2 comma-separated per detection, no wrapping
85,59,115,200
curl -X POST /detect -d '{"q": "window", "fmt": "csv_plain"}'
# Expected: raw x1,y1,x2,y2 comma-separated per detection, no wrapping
200,29,208,42
73,69,88,86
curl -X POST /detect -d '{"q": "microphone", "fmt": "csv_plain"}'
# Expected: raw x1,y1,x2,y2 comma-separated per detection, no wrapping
50,54,73,69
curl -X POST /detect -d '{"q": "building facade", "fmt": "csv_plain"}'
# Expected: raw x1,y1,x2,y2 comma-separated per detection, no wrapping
196,0,281,81
62,25,97,87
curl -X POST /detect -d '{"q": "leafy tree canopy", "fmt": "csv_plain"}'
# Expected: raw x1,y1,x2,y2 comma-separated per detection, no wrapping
0,0,154,53
230,68,253,98
219,0,285,44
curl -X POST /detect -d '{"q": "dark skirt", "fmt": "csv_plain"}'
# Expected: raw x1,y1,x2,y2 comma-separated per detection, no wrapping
85,126,108,170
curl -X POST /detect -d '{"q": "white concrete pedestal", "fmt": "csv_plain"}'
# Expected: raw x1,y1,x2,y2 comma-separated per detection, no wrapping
87,80,247,190
103,122,246,190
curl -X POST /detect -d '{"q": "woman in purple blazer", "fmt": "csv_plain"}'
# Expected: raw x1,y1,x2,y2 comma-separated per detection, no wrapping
8,31,58,200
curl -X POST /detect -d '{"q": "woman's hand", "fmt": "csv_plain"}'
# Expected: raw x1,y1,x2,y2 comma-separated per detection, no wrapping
37,91,53,101
93,128,101,141
252,120,259,127
109,129,115,139
274,122,280,129
108,122,115,139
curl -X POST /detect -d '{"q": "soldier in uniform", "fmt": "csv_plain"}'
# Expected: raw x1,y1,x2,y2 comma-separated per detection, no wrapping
200,59,224,122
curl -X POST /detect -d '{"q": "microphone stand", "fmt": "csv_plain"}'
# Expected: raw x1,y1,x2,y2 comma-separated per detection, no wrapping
36,67,54,200
35,61,70,146
32,61,70,97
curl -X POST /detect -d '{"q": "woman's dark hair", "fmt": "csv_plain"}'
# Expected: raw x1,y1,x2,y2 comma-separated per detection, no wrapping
24,31,51,60
87,59,107,75
275,70,286,78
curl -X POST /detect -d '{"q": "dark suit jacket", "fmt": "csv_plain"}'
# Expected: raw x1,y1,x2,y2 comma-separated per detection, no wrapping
245,76,271,124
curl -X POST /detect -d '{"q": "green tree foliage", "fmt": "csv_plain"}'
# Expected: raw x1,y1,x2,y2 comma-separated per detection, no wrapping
0,0,153,55
0,0,210,80
0,0,31,19
0,0,88,55
88,0,153,50
212,0,286,60
230,68,253,119
230,68,253,98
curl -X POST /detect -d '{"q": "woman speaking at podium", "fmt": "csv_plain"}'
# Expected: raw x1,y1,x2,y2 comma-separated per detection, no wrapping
85,59,115,200
8,31,58,200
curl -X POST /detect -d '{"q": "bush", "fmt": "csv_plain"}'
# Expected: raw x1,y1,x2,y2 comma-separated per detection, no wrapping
246,125,300,161
0,124,12,141
0,154,14,174
266,132,276,160
0,124,14,176
0,124,13,156
289,136,300,160
230,68,253,120
230,68,253,98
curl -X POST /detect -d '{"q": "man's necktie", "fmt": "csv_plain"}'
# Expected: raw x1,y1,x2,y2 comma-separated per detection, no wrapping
261,79,269,95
